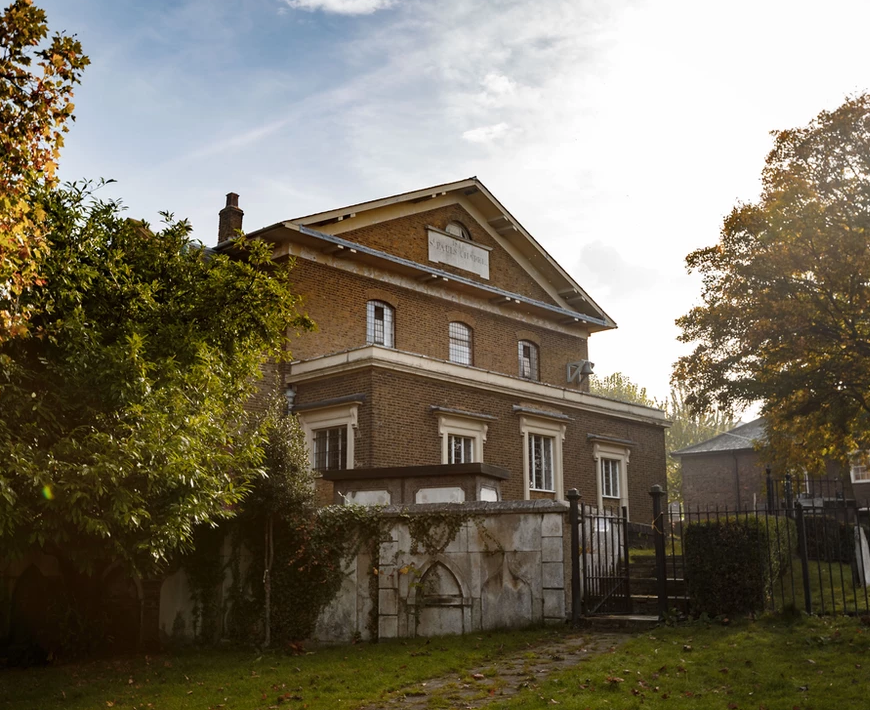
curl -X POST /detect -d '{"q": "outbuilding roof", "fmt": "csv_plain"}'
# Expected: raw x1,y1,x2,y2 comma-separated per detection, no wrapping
671,417,766,456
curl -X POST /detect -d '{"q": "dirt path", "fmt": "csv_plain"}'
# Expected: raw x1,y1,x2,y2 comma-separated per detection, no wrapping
359,630,630,710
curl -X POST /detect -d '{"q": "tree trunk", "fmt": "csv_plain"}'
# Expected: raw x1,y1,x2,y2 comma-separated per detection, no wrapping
263,514,274,648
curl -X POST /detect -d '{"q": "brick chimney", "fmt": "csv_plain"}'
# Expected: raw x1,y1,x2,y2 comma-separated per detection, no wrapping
218,192,244,244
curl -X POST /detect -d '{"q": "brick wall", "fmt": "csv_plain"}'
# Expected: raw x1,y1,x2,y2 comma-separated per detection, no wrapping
680,450,768,510
288,259,589,390
294,366,667,522
332,204,559,305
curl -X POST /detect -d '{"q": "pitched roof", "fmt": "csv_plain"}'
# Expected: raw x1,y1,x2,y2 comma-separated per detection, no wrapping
287,177,616,330
671,417,766,457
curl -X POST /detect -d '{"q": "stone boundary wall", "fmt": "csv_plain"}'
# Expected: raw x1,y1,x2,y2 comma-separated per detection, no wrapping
315,500,570,643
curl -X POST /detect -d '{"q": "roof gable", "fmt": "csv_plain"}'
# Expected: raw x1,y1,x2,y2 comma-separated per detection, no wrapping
290,178,615,329
671,418,767,457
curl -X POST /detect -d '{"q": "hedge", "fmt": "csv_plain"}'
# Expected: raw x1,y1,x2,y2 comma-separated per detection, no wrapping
684,515,797,616
803,515,855,563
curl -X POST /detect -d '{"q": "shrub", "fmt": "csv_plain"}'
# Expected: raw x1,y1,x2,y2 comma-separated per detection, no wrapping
684,515,797,616
803,515,855,563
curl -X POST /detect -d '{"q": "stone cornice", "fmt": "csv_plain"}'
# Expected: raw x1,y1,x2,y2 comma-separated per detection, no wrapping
288,345,671,428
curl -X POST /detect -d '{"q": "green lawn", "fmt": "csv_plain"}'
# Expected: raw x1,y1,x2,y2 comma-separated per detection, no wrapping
3,616,869,710
497,615,870,710
0,627,555,710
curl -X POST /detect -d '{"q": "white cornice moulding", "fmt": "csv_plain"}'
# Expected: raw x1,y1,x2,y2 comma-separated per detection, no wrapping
288,346,671,428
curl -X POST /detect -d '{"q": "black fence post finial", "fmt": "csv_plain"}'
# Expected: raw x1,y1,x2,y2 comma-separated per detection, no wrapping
649,484,668,619
567,488,581,626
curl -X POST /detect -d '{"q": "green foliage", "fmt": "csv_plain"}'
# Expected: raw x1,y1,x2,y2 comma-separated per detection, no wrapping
0,0,89,338
591,373,735,500
220,395,387,645
684,515,797,616
589,372,656,407
803,515,856,563
182,527,225,644
0,182,313,576
675,94,870,472
234,503,386,645
661,386,735,502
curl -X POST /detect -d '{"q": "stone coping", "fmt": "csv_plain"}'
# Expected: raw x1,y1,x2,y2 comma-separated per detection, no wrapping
370,499,569,517
322,462,510,481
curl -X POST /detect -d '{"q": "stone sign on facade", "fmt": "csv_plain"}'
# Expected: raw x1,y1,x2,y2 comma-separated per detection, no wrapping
427,228,490,279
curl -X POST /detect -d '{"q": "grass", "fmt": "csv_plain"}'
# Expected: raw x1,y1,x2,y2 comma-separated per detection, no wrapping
0,627,556,710
766,558,870,616
497,615,870,710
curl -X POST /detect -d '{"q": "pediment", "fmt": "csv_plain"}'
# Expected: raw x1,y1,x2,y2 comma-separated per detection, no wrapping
289,178,614,329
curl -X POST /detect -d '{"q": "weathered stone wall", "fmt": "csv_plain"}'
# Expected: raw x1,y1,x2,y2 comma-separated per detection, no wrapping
314,500,569,643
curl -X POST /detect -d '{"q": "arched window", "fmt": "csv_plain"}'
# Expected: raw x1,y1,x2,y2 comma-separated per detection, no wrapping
445,221,472,240
448,321,472,365
518,340,539,381
366,300,394,348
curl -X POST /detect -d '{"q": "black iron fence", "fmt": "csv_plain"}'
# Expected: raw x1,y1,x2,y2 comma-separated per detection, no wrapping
653,484,870,618
567,490,631,619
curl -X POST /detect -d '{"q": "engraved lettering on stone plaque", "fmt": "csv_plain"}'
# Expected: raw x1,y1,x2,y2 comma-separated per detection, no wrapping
427,229,490,279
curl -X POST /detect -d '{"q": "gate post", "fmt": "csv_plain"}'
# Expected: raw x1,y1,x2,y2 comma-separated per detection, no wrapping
650,484,668,619
567,488,581,626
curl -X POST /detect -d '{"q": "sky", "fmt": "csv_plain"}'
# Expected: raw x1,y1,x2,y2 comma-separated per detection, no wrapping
37,0,870,409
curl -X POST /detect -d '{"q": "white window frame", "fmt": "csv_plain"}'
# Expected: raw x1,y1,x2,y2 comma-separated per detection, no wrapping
366,300,394,348
438,413,487,465
297,403,359,472
593,441,630,515
851,462,870,483
528,433,555,492
447,434,474,464
312,425,347,472
520,415,565,501
600,457,621,500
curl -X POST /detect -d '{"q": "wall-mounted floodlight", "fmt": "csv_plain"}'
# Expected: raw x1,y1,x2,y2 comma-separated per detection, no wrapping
566,359,595,384
284,384,297,410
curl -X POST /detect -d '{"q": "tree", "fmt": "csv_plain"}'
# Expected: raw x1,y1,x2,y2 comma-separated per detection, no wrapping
244,390,313,648
1,0,88,339
591,373,735,499
589,372,657,408
659,386,735,501
674,94,870,473
0,183,313,576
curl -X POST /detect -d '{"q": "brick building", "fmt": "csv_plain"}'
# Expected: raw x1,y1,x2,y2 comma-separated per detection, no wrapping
675,417,869,509
673,418,769,510
217,178,668,520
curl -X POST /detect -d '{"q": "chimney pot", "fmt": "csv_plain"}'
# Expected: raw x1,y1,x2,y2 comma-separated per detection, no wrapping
218,192,244,244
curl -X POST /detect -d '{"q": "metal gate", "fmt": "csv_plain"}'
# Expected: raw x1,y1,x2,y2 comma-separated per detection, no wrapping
580,502,632,614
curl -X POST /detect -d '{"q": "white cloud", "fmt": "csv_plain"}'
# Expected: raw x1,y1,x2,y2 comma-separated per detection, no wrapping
283,0,397,14
482,72,516,96
462,122,511,144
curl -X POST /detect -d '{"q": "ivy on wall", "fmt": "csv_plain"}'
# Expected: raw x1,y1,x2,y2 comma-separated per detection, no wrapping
181,392,499,647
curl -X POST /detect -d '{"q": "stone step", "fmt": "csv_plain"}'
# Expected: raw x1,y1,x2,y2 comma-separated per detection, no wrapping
631,594,691,614
578,614,659,632
628,577,686,596
629,556,685,572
